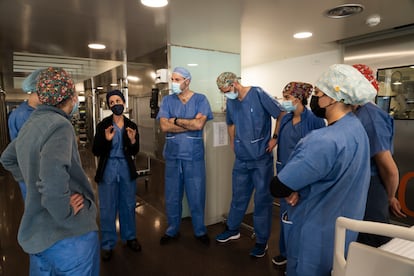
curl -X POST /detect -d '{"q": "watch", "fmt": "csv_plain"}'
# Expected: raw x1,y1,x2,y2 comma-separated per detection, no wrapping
174,117,178,125
272,133,278,139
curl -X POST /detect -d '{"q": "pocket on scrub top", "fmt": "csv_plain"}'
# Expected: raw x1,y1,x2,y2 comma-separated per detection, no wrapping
164,135,179,157
186,136,204,159
281,210,293,248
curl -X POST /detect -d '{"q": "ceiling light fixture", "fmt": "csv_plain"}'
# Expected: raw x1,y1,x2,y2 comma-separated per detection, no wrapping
141,0,168,8
293,32,313,39
88,43,106,50
127,75,140,82
187,63,198,67
324,4,364,19
366,14,381,27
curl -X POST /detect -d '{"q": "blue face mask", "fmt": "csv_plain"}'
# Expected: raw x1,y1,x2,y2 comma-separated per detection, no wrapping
70,100,79,116
224,91,238,100
171,82,182,94
282,100,297,112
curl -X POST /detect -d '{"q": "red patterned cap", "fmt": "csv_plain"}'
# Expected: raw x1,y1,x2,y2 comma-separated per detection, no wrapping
352,64,379,92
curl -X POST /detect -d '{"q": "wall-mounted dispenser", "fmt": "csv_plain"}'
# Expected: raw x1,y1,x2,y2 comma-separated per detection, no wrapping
155,69,168,84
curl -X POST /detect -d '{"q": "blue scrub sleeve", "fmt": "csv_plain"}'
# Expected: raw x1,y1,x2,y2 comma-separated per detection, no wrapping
277,131,336,191
257,88,284,118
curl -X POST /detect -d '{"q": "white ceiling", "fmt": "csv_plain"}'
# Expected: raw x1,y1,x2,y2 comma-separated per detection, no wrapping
1,0,413,91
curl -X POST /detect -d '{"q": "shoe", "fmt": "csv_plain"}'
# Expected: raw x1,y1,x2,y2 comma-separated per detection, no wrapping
249,243,268,258
195,234,210,246
160,233,180,245
215,228,240,243
272,254,287,266
101,249,112,262
127,239,142,252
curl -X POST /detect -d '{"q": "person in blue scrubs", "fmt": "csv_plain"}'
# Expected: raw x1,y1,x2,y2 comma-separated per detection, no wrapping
92,90,141,261
215,72,285,258
7,68,42,200
157,67,213,246
270,64,377,276
1,67,99,276
272,82,325,267
352,64,406,247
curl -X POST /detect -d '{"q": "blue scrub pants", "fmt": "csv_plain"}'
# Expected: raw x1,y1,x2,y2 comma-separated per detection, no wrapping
227,155,274,244
29,231,99,276
164,159,207,237
357,174,391,247
98,158,137,250
278,200,288,257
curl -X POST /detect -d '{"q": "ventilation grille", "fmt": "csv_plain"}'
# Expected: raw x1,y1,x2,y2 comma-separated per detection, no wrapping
324,4,364,19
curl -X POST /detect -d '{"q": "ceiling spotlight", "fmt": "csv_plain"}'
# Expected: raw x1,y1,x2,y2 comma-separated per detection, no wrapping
324,4,364,19
141,0,168,8
88,43,106,50
366,14,381,27
127,75,140,82
293,32,313,39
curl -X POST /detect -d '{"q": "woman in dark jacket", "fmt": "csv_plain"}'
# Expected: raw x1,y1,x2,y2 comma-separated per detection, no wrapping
92,90,140,261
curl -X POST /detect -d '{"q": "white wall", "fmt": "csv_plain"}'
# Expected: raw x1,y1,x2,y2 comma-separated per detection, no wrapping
241,49,342,99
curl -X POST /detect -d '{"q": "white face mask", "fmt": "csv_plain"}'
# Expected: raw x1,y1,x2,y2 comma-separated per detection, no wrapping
171,82,182,94
224,91,238,100
282,100,297,112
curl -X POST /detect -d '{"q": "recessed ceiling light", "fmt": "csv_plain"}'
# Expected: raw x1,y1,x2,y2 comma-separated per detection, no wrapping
293,32,313,39
141,0,168,8
127,75,140,82
324,4,364,19
96,86,104,90
187,63,198,67
110,83,118,87
88,43,106,50
366,14,381,27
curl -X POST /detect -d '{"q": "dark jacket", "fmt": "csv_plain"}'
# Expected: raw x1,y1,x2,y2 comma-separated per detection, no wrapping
92,115,139,183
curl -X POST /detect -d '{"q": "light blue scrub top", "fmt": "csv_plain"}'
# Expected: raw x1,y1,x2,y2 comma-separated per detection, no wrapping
277,112,371,276
226,86,283,161
277,108,325,171
355,102,394,176
8,101,35,140
109,124,125,158
157,93,213,161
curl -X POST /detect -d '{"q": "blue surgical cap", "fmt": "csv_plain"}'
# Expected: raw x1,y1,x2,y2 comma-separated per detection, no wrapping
22,68,44,93
173,67,192,81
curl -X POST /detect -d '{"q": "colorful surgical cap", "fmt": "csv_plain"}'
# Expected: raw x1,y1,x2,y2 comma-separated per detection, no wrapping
283,82,313,100
216,72,240,89
352,64,379,92
37,67,75,106
22,68,44,93
173,67,192,81
315,64,376,105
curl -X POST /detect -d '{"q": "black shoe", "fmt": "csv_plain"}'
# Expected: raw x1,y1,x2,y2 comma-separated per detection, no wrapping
195,234,210,246
127,239,142,252
101,249,112,262
160,233,180,245
272,255,287,266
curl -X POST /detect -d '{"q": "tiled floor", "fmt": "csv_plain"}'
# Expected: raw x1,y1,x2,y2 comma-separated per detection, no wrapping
0,147,285,276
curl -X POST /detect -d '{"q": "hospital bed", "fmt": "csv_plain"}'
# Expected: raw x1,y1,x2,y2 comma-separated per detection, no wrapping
332,216,414,276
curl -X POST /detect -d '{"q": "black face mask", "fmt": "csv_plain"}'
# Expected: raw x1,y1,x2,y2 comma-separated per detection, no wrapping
111,104,124,116
310,95,326,118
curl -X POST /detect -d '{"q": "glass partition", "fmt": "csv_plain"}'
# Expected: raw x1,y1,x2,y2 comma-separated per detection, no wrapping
170,46,240,113
377,65,414,119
